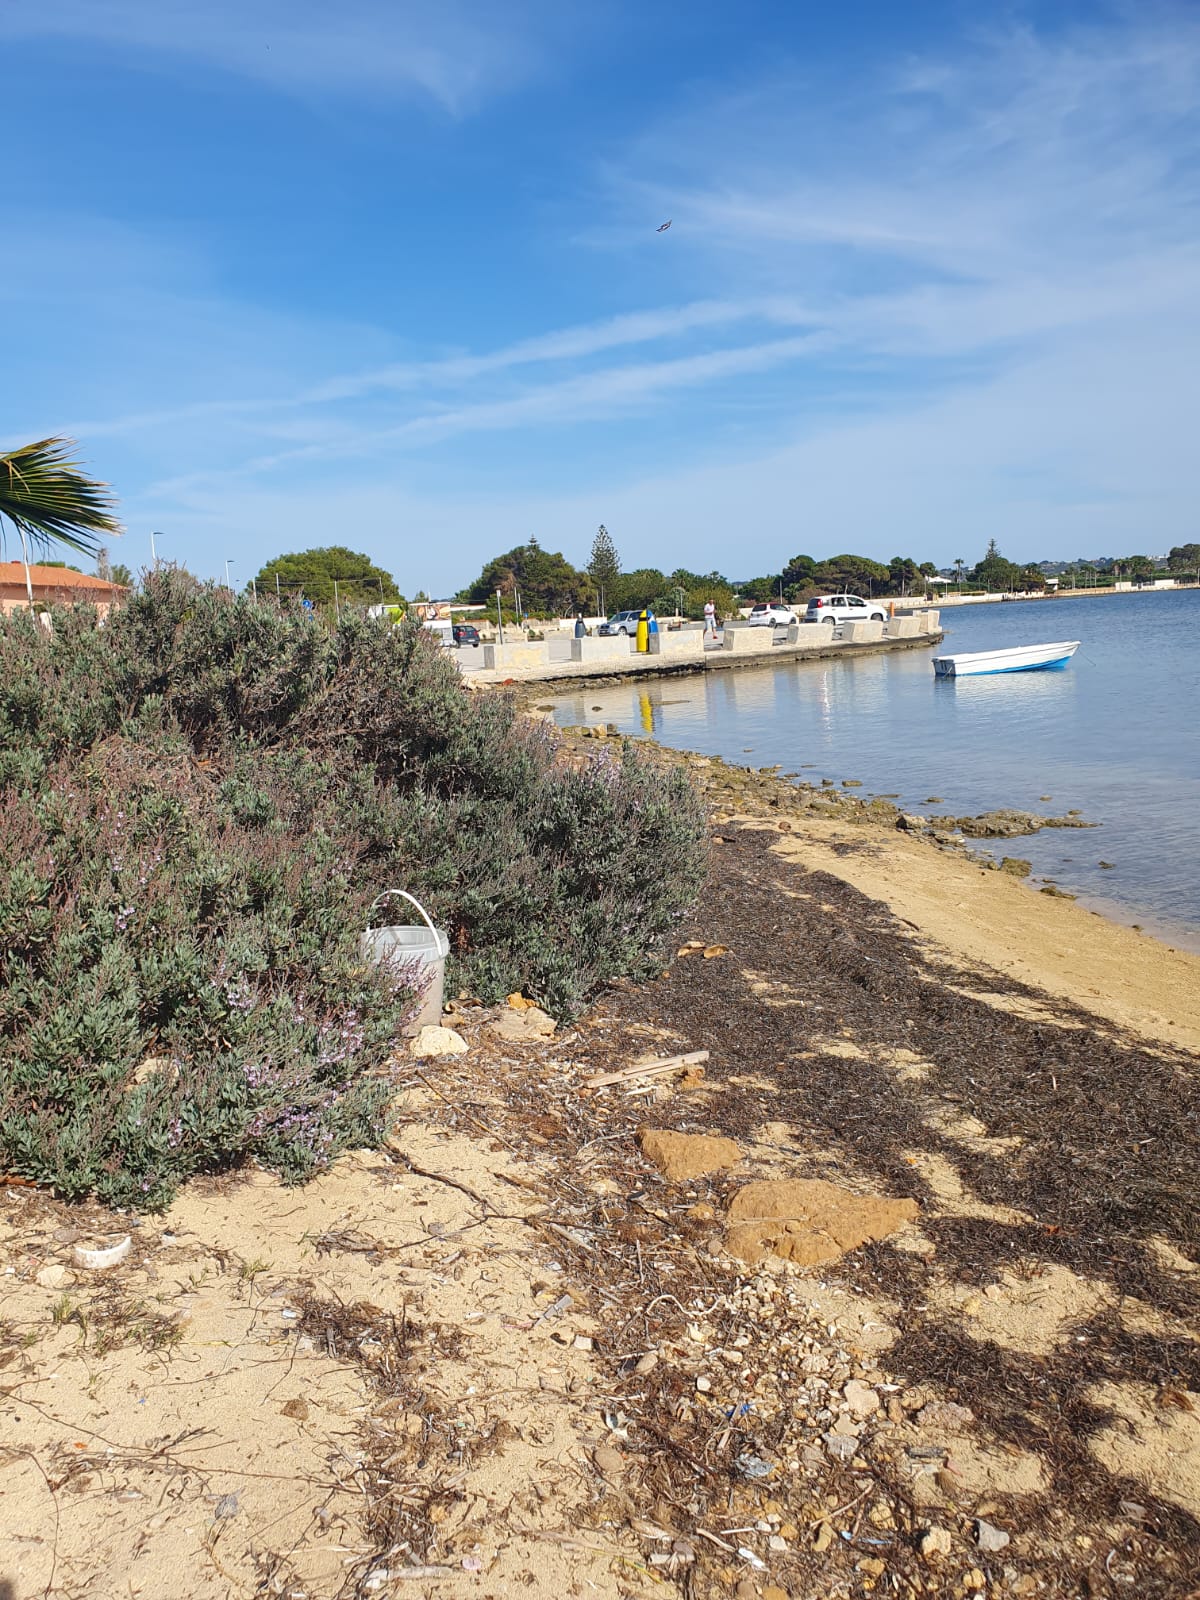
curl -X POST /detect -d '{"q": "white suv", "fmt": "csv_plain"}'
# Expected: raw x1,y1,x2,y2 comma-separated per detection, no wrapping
746,602,798,628
805,593,887,624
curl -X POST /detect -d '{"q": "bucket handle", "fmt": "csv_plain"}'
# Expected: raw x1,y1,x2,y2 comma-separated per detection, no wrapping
368,888,438,937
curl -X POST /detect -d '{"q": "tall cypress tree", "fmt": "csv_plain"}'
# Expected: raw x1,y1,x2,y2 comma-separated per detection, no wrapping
588,525,621,612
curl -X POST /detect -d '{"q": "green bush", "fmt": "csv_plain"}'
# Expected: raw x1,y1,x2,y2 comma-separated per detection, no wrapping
0,573,708,1204
0,731,415,1207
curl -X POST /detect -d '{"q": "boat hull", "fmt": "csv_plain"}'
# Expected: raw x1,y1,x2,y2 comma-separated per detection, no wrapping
932,641,1080,678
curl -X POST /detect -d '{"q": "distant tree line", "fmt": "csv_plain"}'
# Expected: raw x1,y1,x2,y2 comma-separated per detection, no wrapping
149,531,1197,626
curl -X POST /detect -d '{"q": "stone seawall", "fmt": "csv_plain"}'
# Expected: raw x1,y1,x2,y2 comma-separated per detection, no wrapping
463,615,943,686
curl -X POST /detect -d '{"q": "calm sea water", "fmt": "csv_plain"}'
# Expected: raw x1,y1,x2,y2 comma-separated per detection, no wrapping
546,589,1200,950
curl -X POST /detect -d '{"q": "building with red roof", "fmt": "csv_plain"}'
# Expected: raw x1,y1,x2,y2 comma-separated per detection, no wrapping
0,561,129,618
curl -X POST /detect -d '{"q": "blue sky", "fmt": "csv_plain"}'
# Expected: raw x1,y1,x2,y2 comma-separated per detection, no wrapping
2,1,1197,592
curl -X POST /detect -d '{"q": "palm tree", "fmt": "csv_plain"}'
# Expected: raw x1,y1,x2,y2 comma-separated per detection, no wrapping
0,437,121,608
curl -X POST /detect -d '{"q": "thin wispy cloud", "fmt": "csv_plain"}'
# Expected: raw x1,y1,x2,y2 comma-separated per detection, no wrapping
0,0,559,111
146,331,832,493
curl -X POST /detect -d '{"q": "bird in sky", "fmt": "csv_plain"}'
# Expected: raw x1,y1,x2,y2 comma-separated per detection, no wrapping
656,220,672,232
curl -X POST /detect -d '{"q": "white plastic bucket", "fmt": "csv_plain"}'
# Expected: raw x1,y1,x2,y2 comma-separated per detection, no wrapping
360,890,450,1034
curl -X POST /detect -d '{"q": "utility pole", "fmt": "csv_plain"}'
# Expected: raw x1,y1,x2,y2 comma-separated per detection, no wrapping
496,589,505,645
18,528,34,610
333,579,341,622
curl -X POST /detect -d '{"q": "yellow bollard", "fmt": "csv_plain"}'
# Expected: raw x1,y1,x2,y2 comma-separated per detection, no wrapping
636,609,649,653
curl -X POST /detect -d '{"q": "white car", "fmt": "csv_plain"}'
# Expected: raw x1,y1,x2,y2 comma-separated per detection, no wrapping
805,593,887,624
746,602,798,628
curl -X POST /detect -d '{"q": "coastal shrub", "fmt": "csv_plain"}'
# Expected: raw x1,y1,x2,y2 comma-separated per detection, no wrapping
0,573,708,1202
0,731,417,1206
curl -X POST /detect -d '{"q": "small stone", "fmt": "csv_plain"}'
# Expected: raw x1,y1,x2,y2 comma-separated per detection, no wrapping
634,1351,659,1375
639,1129,741,1182
696,1375,712,1393
843,1379,880,1419
974,1520,1010,1552
131,1055,176,1086
36,1264,69,1289
763,1589,790,1600
918,1526,953,1559
281,1397,310,1421
506,992,532,1010
593,1443,624,1480
489,1006,557,1042
409,1025,468,1058
573,1334,594,1351
823,1432,857,1462
966,1569,986,1590
858,1557,886,1577
812,1521,834,1552
916,1400,975,1429
735,1580,758,1600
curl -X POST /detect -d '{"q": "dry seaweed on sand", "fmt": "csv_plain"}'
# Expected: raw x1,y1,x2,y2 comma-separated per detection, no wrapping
417,819,1200,1598
294,1296,465,1599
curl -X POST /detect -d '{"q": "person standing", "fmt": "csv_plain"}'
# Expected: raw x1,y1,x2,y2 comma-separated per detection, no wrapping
703,598,717,638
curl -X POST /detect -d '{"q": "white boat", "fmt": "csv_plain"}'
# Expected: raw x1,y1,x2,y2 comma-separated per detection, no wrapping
932,640,1080,678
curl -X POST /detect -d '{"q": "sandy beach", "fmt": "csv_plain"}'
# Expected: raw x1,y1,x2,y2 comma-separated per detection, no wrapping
3,741,1198,1599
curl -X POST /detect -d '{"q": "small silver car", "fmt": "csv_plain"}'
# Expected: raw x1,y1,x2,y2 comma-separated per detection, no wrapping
598,610,643,636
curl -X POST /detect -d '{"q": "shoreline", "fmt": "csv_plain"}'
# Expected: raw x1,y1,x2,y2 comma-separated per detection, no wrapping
588,731,1200,1051
536,689,1200,959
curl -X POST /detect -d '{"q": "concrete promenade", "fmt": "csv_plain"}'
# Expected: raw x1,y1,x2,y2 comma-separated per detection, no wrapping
458,611,943,686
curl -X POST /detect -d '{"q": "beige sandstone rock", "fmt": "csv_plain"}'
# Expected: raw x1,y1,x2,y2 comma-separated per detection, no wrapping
409,1025,468,1058
725,1178,918,1266
638,1129,742,1182
489,1006,557,1042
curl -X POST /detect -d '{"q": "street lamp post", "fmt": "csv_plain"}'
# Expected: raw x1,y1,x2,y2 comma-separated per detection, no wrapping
150,530,165,566
17,528,35,611
224,558,235,591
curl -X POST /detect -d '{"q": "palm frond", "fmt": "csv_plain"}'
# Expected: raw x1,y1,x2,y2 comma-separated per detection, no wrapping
0,436,122,561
